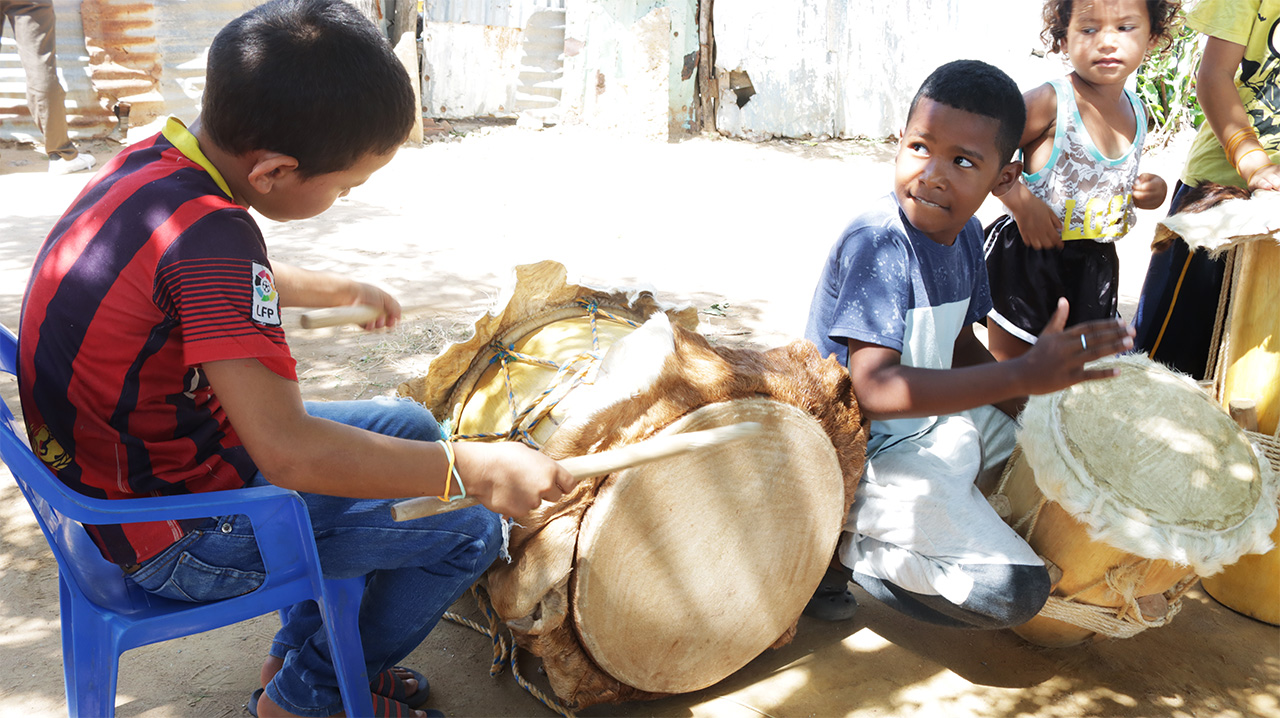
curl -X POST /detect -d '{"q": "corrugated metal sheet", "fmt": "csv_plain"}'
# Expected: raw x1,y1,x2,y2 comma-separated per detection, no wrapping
0,0,108,144
426,0,562,29
560,0,696,139
81,0,266,129
715,0,1062,140
421,0,565,121
2,0,287,145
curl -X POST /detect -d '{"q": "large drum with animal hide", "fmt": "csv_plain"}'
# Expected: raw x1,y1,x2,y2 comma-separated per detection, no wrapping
1152,188,1280,625
398,261,866,709
990,354,1278,647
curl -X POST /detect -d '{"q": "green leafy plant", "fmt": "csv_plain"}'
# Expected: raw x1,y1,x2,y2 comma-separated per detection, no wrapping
1137,24,1205,145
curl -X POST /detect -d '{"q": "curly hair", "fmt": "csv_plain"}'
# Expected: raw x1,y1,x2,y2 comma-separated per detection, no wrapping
1041,0,1182,55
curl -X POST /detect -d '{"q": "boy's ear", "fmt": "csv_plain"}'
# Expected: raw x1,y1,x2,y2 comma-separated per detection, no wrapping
246,152,300,194
990,159,1023,198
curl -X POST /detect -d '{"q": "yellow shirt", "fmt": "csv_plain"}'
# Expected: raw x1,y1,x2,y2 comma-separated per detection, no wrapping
1181,0,1280,187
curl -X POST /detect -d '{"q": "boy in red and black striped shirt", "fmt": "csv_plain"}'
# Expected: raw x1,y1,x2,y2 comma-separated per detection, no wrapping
18,1,571,716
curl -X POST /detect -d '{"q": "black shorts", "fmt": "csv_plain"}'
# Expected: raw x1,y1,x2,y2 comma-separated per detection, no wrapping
983,214,1119,343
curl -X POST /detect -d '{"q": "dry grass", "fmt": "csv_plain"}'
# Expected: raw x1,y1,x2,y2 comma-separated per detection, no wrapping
296,315,475,400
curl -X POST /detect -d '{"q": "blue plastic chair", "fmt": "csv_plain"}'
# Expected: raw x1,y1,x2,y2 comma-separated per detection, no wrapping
0,324,375,717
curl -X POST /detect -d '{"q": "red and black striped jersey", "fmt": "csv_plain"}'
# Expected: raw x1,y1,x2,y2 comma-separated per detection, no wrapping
18,118,296,566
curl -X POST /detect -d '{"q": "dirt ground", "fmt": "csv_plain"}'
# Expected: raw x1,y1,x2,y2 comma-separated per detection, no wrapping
0,120,1276,718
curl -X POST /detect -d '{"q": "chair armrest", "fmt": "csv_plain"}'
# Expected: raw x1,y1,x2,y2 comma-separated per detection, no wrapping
58,484,322,575
35,481,304,525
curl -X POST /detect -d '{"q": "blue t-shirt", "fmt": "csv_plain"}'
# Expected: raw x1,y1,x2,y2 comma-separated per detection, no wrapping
804,193,992,446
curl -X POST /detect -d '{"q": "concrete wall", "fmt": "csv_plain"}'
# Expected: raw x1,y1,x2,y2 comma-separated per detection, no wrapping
715,0,1066,140
560,0,698,140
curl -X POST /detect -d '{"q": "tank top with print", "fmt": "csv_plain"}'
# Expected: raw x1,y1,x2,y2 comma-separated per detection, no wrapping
1022,77,1147,244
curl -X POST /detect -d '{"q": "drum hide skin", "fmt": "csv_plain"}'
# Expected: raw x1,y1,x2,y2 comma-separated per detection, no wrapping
399,261,867,710
487,327,865,709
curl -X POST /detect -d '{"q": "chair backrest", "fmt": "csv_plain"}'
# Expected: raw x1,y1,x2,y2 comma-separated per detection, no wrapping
0,324,143,609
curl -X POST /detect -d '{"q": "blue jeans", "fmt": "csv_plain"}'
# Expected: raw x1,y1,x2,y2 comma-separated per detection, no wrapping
128,396,503,716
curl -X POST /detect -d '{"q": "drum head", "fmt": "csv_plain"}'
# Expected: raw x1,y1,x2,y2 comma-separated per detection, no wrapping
1056,362,1261,529
1019,355,1277,574
572,399,845,694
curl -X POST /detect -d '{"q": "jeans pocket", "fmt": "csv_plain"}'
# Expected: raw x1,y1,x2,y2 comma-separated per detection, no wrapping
149,551,267,603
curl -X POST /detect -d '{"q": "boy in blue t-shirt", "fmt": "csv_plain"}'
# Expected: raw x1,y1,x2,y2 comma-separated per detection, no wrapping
804,60,1135,629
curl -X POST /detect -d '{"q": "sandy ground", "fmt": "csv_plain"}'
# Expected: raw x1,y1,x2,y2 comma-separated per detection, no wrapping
0,121,1276,718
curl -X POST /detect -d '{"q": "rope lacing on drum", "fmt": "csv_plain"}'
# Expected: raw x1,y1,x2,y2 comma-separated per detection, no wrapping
574,297,642,334
1037,571,1197,640
990,447,1199,641
444,585,578,718
452,300,640,449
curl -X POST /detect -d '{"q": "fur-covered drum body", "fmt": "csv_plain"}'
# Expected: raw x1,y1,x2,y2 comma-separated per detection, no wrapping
398,262,866,709
993,355,1278,647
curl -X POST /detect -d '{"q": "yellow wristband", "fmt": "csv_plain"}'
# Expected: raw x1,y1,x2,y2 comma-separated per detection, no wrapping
1225,127,1255,162
1247,159,1274,184
1236,147,1270,178
436,439,465,501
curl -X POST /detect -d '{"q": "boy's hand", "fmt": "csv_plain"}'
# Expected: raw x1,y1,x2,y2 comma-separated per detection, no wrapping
1017,298,1134,395
1010,193,1064,250
451,442,574,516
349,282,401,330
1132,173,1168,210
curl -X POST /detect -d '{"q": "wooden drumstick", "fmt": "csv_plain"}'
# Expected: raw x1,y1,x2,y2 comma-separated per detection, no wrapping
389,421,764,521
299,305,382,329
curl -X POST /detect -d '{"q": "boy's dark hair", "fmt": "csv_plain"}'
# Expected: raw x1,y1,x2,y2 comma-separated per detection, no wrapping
906,60,1026,165
202,0,415,177
1042,0,1182,54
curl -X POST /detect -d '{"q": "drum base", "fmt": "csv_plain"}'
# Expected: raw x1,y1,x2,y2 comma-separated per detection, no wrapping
1200,524,1280,626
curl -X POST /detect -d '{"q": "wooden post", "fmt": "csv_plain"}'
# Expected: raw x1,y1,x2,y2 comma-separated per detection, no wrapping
346,0,423,145
345,0,380,22
697,0,716,134
389,0,417,42
392,0,424,145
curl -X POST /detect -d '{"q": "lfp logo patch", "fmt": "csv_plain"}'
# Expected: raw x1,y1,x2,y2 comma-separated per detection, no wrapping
251,262,281,326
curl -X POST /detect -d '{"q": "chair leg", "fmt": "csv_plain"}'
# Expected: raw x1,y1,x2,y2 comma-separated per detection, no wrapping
61,582,122,718
322,576,374,718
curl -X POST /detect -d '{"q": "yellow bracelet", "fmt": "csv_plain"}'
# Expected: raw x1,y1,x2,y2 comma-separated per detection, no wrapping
436,439,462,501
1236,147,1270,178
1247,158,1274,183
1225,127,1256,163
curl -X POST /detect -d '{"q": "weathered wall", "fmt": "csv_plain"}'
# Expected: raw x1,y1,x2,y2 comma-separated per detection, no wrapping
0,0,404,144
715,0,1065,140
3,0,1066,145
420,0,565,121
560,0,696,140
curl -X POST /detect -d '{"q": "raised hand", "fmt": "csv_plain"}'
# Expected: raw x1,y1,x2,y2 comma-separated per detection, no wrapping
1017,298,1134,395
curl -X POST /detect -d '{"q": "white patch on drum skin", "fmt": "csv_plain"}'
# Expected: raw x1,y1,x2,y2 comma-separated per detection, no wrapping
552,312,678,437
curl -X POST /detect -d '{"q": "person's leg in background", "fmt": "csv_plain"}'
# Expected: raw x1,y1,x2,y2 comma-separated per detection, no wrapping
3,0,95,174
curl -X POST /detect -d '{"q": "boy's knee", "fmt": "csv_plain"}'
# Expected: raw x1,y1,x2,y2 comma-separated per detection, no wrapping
461,508,505,572
368,396,443,441
963,563,1051,629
